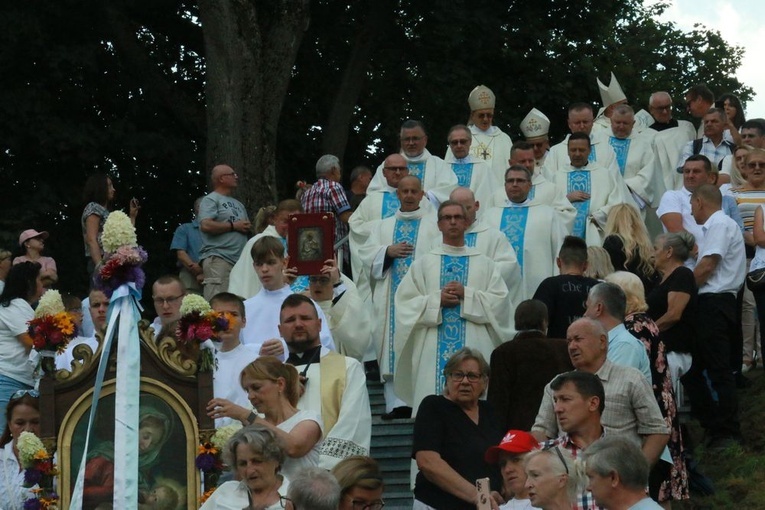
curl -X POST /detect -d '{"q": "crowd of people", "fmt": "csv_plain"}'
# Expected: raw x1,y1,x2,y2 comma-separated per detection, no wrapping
0,77,760,509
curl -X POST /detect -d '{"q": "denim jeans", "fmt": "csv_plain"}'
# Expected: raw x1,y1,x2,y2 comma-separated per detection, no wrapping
0,374,33,433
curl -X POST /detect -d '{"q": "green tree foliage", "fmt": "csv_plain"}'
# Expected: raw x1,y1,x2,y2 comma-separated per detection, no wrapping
0,0,752,299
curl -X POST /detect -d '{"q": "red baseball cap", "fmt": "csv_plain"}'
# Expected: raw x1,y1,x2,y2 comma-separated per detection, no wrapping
485,430,540,464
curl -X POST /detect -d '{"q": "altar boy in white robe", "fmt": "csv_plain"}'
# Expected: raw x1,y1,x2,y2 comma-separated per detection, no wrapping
551,132,636,245
393,200,515,416
280,293,371,469
359,176,440,419
485,166,568,301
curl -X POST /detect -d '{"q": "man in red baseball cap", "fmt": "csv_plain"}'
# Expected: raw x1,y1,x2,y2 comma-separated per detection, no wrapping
485,430,541,509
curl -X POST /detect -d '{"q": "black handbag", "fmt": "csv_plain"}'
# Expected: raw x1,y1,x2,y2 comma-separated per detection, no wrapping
747,267,765,292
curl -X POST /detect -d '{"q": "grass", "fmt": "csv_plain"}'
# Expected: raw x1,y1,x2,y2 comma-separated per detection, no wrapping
677,369,765,509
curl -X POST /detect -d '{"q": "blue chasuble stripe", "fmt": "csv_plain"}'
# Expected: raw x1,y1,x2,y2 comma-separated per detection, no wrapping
436,255,470,393
387,219,421,371
381,192,400,219
451,163,474,188
609,136,631,176
465,232,478,247
408,161,426,181
567,171,591,238
499,208,529,269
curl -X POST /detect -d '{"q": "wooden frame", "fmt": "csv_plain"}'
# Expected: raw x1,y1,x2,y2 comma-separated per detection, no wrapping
287,212,335,275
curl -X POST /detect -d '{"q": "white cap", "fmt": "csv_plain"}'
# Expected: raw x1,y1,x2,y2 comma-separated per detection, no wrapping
468,85,496,110
520,108,550,140
597,72,627,108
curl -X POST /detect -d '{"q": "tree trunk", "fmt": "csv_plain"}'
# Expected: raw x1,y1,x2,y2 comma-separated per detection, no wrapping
321,1,386,165
199,0,310,213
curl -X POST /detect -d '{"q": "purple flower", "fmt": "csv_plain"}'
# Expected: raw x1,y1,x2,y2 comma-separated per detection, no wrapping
196,453,217,471
24,499,41,510
24,467,43,486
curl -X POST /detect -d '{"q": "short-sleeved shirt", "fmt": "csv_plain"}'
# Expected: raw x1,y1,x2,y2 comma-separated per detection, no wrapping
697,210,746,294
198,191,249,264
646,266,697,353
656,188,704,250
81,202,109,258
533,274,600,339
300,178,351,242
412,395,502,510
0,298,35,386
12,256,57,274
170,219,203,264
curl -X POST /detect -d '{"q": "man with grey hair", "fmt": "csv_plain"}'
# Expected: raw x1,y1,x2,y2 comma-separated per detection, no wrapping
584,281,650,380
675,108,734,174
301,154,353,267
648,91,696,191
285,466,341,510
583,436,663,509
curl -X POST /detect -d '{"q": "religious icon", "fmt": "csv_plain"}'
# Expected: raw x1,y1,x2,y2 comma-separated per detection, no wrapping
298,228,323,261
287,212,334,275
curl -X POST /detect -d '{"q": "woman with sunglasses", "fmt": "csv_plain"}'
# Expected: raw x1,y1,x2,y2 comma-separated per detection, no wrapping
524,446,581,510
0,390,40,510
412,347,503,510
0,262,43,432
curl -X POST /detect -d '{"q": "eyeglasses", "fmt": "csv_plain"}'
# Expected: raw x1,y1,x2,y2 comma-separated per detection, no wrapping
542,443,569,474
438,214,465,222
449,139,471,146
153,295,184,306
449,371,482,382
280,495,294,509
651,104,672,112
345,496,385,510
308,276,331,284
747,161,765,169
11,389,40,401
383,166,408,173
505,178,529,184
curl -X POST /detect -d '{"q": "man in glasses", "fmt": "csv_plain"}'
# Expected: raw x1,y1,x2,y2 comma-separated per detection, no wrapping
647,91,696,192
485,165,567,300
367,120,457,207
393,200,514,416
445,85,513,186
359,176,439,420
444,124,493,204
149,275,186,338
199,164,251,300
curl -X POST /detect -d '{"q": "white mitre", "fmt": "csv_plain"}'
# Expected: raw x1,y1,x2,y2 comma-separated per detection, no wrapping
597,72,628,108
520,108,550,141
468,85,496,111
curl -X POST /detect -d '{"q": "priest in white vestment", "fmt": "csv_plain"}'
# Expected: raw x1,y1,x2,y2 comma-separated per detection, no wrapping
492,142,577,232
393,200,515,415
228,199,309,299
485,166,568,300
368,120,457,205
552,133,637,245
541,102,620,181
591,72,654,136
359,176,440,417
444,124,494,204
520,107,551,172
593,104,663,210
647,91,697,192
449,187,522,308
280,294,371,469
444,85,513,186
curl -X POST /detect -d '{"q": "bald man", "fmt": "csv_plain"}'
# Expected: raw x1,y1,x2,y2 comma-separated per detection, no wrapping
199,164,251,300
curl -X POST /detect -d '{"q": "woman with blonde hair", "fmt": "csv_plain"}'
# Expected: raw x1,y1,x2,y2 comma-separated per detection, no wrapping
604,271,689,506
208,356,323,481
583,246,614,281
603,204,658,293
331,456,385,510
523,446,582,510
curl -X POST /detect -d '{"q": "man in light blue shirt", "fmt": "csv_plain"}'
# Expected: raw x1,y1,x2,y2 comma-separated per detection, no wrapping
584,282,651,381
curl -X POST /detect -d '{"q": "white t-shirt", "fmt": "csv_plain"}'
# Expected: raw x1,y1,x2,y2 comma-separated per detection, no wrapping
55,336,99,371
500,498,540,510
213,343,260,428
276,409,323,481
0,298,35,386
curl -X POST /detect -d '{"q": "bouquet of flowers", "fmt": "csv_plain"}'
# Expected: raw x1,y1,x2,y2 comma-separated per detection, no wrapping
17,431,58,509
175,295,234,372
28,290,78,374
94,211,147,297
197,422,242,502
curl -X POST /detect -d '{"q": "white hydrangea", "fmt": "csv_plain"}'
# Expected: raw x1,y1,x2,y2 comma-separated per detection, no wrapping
179,294,212,316
34,289,65,318
101,210,137,253
211,422,243,450
17,431,46,468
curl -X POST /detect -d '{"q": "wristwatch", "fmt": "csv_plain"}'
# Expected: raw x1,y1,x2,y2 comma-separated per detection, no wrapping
246,411,257,425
